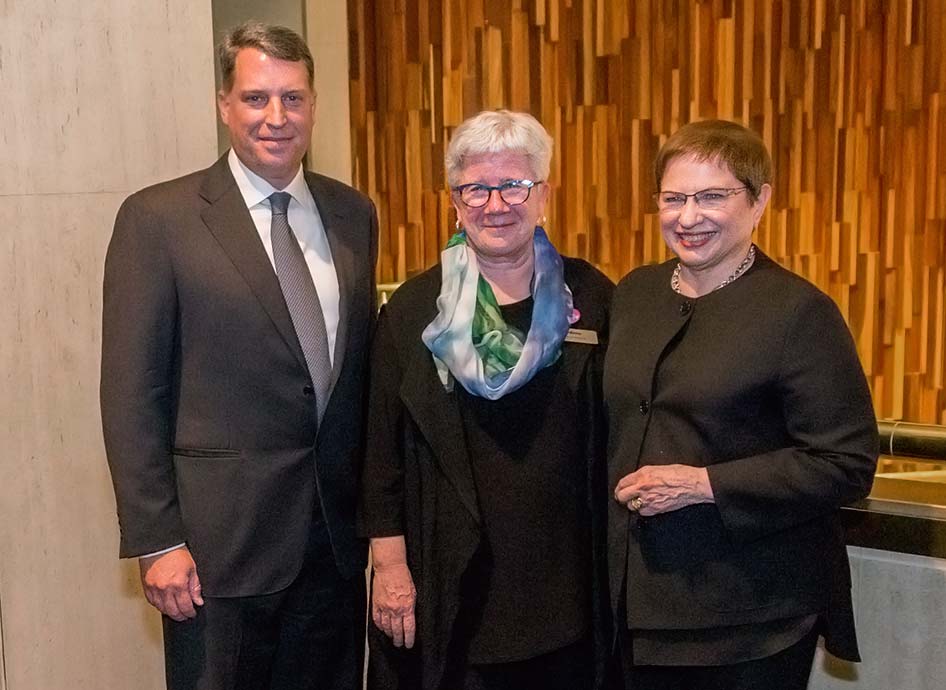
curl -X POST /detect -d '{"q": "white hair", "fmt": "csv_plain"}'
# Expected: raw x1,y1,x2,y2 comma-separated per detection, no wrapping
444,110,553,187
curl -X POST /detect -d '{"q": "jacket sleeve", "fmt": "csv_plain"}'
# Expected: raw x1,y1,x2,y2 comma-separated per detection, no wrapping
707,289,879,545
100,194,185,557
358,303,408,538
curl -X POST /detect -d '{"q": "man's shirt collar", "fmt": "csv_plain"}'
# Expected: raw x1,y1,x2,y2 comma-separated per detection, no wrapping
227,149,314,210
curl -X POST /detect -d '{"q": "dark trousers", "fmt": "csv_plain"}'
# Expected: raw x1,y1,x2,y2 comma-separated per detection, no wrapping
451,636,594,690
621,627,819,690
163,520,366,690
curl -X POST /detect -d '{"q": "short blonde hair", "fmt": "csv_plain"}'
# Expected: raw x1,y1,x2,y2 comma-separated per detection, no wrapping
445,110,553,187
654,119,772,202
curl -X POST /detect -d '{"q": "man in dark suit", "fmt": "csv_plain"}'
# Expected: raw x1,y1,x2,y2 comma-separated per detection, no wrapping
101,21,377,690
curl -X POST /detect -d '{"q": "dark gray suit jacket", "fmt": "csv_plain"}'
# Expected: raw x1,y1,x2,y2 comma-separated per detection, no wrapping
101,154,378,596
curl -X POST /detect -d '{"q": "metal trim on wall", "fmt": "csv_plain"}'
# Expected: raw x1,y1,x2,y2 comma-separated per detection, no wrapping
878,421,946,461
843,499,946,561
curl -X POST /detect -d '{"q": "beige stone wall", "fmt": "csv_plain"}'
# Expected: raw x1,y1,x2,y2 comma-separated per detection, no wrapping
0,2,217,688
307,0,353,184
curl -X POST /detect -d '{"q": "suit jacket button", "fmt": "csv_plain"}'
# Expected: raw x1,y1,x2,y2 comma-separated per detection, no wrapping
639,400,650,415
303,385,314,396
679,301,692,316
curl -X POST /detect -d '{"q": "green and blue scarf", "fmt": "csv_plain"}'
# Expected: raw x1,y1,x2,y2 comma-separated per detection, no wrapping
421,227,575,399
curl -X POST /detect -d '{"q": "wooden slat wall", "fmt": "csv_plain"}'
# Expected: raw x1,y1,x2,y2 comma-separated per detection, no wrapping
347,0,946,424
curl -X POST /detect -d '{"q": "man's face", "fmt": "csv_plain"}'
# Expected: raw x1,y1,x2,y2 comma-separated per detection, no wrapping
218,48,315,189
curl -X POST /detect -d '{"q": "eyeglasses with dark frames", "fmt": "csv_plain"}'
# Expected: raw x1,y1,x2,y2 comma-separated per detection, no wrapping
451,179,542,208
654,186,748,211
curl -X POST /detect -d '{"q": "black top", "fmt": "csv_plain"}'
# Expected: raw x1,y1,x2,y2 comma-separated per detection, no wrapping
625,280,813,664
358,257,614,690
457,298,591,663
605,250,878,665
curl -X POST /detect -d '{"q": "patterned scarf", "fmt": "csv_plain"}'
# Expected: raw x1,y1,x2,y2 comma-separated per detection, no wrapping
421,227,576,399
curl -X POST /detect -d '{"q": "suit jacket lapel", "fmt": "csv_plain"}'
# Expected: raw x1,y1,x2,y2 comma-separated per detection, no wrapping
199,157,309,373
307,172,355,395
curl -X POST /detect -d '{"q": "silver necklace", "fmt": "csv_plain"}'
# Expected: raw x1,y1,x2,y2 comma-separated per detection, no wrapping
671,244,756,295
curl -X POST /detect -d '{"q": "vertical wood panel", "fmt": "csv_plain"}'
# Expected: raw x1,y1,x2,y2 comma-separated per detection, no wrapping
349,0,946,424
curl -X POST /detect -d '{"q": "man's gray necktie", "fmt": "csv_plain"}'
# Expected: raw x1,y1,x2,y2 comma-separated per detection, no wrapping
269,191,332,422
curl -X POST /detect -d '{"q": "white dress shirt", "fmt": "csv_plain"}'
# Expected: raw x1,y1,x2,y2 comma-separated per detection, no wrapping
140,151,340,560
227,149,340,364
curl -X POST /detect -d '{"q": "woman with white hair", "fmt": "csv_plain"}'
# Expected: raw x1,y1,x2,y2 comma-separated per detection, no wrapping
358,110,613,689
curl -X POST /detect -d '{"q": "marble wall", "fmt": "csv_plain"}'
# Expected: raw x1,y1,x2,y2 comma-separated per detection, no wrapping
306,0,353,184
0,1,217,688
810,547,946,690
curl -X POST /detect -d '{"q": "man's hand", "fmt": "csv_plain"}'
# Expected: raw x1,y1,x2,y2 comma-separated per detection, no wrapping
138,547,204,621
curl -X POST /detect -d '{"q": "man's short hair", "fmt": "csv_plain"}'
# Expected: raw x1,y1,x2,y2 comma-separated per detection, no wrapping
218,21,315,92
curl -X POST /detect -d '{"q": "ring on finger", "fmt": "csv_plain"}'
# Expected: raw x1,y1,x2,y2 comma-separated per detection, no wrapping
629,496,645,511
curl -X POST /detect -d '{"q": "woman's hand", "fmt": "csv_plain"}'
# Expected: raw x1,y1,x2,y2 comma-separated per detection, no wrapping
370,536,417,648
614,464,715,516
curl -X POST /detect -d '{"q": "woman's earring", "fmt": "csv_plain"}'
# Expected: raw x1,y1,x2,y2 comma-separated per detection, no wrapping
539,215,548,227
455,219,461,230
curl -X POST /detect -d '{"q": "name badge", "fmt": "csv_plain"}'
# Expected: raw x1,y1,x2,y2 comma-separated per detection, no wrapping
565,328,599,345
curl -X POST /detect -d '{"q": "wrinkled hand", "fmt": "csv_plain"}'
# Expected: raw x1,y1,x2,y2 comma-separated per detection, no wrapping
614,464,714,516
372,562,417,649
139,547,204,622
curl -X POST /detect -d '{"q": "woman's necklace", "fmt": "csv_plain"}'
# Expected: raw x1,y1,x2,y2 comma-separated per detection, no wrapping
671,244,756,295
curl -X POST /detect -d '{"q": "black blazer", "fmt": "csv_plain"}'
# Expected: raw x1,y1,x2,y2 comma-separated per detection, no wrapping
605,250,878,661
358,258,614,690
101,155,378,596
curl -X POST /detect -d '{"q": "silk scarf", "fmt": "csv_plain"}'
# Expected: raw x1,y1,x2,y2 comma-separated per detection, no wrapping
421,227,576,400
